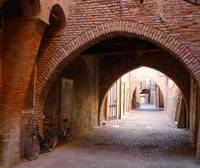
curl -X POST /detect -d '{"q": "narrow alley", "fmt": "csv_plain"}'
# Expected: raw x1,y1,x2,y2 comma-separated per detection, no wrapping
14,105,198,168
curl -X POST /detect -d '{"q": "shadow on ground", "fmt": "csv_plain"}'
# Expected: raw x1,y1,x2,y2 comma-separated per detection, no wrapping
15,106,199,168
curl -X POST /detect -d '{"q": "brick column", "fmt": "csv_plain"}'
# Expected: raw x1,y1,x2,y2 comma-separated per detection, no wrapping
196,86,200,162
0,18,46,168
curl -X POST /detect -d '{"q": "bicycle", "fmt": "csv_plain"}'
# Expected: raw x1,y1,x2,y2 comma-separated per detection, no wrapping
24,114,57,161
56,118,72,144
46,115,72,145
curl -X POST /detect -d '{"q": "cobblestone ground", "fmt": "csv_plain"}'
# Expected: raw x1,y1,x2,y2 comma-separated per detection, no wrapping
15,106,199,168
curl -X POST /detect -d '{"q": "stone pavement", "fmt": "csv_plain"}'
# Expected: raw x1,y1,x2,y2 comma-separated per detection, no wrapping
14,107,199,168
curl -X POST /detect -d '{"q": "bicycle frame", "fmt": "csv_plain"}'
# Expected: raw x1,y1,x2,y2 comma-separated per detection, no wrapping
49,117,72,144
31,119,51,147
25,115,57,161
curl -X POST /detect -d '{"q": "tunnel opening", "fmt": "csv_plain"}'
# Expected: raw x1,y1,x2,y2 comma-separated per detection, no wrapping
135,78,164,109
102,67,188,129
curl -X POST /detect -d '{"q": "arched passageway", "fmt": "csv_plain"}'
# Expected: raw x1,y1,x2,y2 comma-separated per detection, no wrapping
101,66,188,130
35,18,200,162
132,77,164,108
40,33,199,162
1,1,200,167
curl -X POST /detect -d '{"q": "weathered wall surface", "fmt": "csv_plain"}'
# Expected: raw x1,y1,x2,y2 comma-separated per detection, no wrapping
1,0,200,167
165,79,180,122
43,55,99,137
0,0,78,164
0,19,46,167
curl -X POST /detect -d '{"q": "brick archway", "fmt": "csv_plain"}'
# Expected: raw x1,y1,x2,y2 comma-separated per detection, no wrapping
37,20,200,101
36,19,200,117
133,79,165,108
35,19,200,161
127,69,167,107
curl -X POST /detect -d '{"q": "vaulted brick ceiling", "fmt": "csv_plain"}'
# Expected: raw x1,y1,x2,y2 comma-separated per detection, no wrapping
82,36,190,107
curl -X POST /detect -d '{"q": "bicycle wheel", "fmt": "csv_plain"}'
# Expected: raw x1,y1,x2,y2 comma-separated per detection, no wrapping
64,129,72,143
45,130,57,152
50,127,59,146
54,132,59,146
25,133,40,161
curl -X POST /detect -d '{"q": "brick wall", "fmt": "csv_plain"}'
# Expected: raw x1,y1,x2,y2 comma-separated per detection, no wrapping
37,0,200,98
43,55,99,137
184,0,200,5
0,18,46,167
